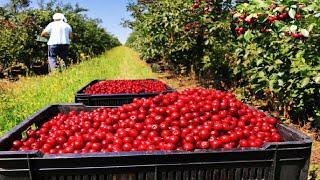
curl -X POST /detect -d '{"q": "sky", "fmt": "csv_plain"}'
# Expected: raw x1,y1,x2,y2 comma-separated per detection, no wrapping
0,0,133,44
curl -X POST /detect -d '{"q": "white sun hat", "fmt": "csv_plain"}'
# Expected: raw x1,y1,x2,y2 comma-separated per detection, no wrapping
53,13,67,22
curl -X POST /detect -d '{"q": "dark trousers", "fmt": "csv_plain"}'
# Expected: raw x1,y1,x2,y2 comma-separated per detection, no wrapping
48,44,69,71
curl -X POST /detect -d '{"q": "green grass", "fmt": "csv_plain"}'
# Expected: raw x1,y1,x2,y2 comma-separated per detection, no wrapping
0,46,156,135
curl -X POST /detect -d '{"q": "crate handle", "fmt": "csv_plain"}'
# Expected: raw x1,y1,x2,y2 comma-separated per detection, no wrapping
27,154,35,179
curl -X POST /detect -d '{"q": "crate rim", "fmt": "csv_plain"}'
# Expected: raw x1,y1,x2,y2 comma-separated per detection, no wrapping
0,142,311,159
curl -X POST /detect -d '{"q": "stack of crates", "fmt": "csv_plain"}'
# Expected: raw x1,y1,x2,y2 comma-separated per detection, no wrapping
75,79,175,106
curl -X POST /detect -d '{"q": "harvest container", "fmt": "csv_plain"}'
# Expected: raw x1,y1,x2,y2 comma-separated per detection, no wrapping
0,104,312,180
75,79,175,106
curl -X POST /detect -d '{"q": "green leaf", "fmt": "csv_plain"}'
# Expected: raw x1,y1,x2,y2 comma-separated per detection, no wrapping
202,55,210,64
246,14,254,20
302,5,314,12
291,5,297,9
258,71,265,78
301,77,310,88
277,72,285,77
233,13,242,18
290,25,297,33
313,75,320,84
268,65,274,72
278,79,284,86
273,7,281,13
246,13,258,20
244,30,253,42
300,29,309,37
279,26,288,32
233,67,240,74
288,8,296,19
256,59,263,66
275,59,283,64
273,21,283,28
308,23,316,32
269,80,275,91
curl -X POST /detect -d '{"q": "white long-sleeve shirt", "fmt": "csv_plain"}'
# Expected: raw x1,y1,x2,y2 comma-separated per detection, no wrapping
43,21,72,45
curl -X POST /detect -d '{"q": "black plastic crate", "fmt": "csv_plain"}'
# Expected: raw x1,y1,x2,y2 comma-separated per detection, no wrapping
0,104,312,180
75,79,175,106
